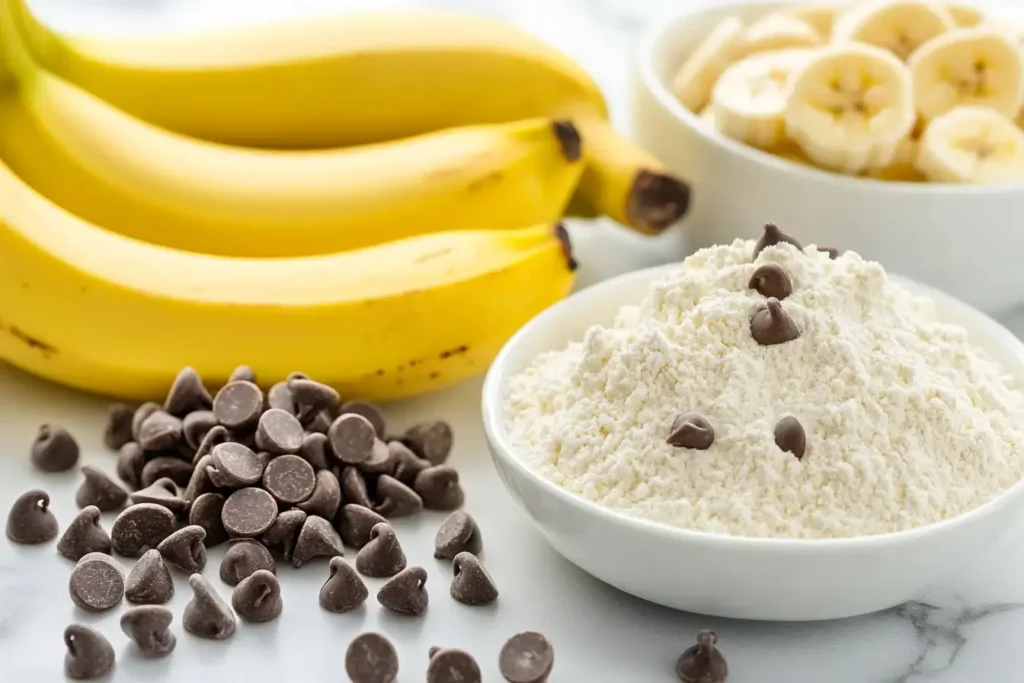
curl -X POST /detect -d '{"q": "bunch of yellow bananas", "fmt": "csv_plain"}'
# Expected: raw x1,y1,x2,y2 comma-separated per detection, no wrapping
0,0,689,402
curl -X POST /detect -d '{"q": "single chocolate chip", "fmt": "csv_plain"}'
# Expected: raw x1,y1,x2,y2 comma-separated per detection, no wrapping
676,630,728,683
666,412,715,450
182,410,218,450
260,509,306,561
328,414,376,464
428,649,482,683
64,624,115,680
434,510,483,560
138,411,184,452
228,365,257,384
116,442,146,490
414,466,465,510
500,632,554,683
164,366,212,416
339,401,386,438
213,381,264,432
111,503,177,557
296,469,342,520
355,523,406,578
297,432,331,470
120,605,176,657
183,573,236,640
375,474,423,518
319,556,369,613
341,467,373,509
305,410,334,435
390,441,431,485
291,515,345,568
182,455,215,504
30,424,79,472
220,539,276,586
450,552,498,606
748,263,793,300
129,478,189,516
208,441,263,488
403,421,453,465
104,403,135,451
6,489,59,544
75,465,129,512
345,632,399,683
125,549,174,604
266,381,295,414
750,297,800,346
775,416,807,460
157,525,207,573
359,439,393,475
132,402,162,442
261,454,316,505
256,408,304,455
192,424,229,465
288,377,340,419
338,504,388,549
255,451,274,473
377,565,429,616
818,246,840,259
69,552,125,611
58,506,111,561
752,222,802,259
222,487,278,538
232,569,282,623
189,492,228,547
140,456,194,489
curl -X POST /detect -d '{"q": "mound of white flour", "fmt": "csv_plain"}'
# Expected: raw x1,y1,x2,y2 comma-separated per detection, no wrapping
504,240,1024,539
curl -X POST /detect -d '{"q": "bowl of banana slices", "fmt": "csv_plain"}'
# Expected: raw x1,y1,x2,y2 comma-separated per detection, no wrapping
631,0,1024,314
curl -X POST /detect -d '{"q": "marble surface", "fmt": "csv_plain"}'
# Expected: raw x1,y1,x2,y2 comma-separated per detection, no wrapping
4,1,1024,682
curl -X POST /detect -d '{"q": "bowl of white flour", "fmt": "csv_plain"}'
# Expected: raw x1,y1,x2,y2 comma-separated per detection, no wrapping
482,233,1024,620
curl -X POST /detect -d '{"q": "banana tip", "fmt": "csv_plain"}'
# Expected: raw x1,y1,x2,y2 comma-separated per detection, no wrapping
553,223,578,272
552,120,583,163
628,171,691,233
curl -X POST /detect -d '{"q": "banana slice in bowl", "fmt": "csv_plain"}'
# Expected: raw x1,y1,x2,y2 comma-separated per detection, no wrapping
832,0,955,61
916,106,1024,183
671,16,747,112
742,13,824,54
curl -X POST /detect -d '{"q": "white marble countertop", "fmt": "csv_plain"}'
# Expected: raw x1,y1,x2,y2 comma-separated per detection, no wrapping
4,2,1024,682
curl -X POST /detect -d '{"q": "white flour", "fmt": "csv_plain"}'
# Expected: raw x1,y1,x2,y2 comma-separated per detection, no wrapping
503,240,1024,539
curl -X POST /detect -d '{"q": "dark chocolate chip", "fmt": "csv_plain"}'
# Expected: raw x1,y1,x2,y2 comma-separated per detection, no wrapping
182,455,215,504
666,413,715,450
297,469,342,519
328,414,376,464
752,222,802,259
260,509,306,561
58,506,111,561
375,475,423,518
297,432,330,470
69,552,124,611
261,454,316,505
291,515,345,568
775,416,807,459
341,467,373,509
377,565,429,616
213,381,264,432
339,401,386,438
75,465,129,512
157,525,207,573
192,424,229,465
256,408,304,455
111,503,177,557
132,402,161,442
414,466,465,510
120,605,176,657
434,510,483,560
116,442,146,490
818,246,840,259
189,492,228,547
319,556,368,613
129,478,189,516
182,410,218,450
137,411,184,452
183,573,236,640
30,424,79,472
208,441,263,488
222,487,278,538
125,549,174,604
255,451,274,473
305,410,334,435
359,439,393,475
750,297,800,346
428,649,482,683
748,263,793,300
676,630,728,683
338,504,388,549
228,365,257,384
140,456,194,489
390,441,431,485
220,540,276,587
499,632,554,683
6,489,59,544
450,552,498,606
266,381,295,415
104,403,135,451
231,569,282,623
355,523,406,578
345,632,399,683
288,377,340,419
164,367,212,417
403,421,453,465
64,624,115,680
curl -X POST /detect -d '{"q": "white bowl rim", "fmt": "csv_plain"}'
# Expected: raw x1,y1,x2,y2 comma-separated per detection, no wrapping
481,261,1024,551
634,0,1024,195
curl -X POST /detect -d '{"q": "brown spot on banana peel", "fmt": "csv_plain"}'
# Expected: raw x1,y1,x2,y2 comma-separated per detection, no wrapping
553,222,578,272
626,171,691,233
439,346,469,360
415,248,454,264
552,120,583,162
0,319,57,356
466,171,505,193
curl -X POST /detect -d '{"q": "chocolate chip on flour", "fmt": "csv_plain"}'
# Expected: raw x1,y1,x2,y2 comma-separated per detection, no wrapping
666,412,715,450
748,263,793,300
752,222,802,259
775,416,807,460
750,297,800,346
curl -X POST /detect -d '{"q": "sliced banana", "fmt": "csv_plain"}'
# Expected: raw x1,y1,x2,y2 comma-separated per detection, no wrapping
783,4,839,39
710,49,815,150
866,135,927,180
945,3,986,28
833,0,955,61
672,16,746,112
916,105,1024,182
699,105,719,129
784,42,915,174
742,14,824,56
908,27,1024,121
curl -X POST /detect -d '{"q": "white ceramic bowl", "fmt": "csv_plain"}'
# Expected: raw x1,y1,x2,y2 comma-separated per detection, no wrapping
630,0,1024,315
481,264,1024,621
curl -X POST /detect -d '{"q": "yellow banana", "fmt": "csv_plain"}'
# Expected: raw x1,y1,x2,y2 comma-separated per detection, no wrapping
0,156,576,401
